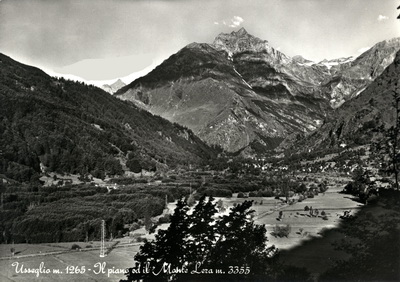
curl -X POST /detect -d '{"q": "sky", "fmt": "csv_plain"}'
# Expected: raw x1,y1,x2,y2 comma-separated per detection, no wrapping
0,0,399,84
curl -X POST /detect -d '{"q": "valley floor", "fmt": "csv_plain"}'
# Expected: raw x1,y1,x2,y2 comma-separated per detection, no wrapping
0,172,366,281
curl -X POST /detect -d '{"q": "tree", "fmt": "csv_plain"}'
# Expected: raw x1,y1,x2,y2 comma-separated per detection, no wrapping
186,193,195,207
318,181,328,193
186,196,217,266
126,199,190,281
343,166,373,201
296,183,307,194
207,201,276,277
216,199,225,212
143,209,152,234
126,158,142,173
373,77,400,190
0,181,5,210
122,198,278,281
104,157,123,176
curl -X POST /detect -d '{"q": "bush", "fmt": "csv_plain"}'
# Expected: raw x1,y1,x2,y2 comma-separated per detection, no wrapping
237,192,246,198
130,222,141,231
304,206,310,211
158,214,170,224
272,224,291,238
296,183,307,193
71,244,81,250
321,211,326,216
367,194,379,205
319,182,329,193
249,191,257,197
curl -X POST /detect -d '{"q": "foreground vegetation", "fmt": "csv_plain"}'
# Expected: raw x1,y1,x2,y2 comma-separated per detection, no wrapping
122,196,311,282
320,189,400,281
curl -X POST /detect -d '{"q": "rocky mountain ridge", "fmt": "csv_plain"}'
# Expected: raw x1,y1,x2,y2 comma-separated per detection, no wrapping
289,49,400,152
322,38,400,108
101,78,126,94
116,28,400,153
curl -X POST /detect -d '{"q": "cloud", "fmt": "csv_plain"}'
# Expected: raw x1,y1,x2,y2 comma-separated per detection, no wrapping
377,15,389,21
214,16,244,28
229,16,244,27
357,47,371,54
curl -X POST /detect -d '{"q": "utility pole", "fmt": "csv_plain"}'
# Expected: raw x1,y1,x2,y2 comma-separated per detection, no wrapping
100,220,106,258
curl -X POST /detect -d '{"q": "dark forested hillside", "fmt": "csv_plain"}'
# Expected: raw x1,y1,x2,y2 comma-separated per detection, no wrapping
0,53,215,183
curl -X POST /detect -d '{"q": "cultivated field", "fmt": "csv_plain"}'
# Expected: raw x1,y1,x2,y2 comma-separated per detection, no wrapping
216,176,362,251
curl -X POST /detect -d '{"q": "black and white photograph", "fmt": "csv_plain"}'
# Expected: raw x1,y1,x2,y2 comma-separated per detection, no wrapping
0,0,399,281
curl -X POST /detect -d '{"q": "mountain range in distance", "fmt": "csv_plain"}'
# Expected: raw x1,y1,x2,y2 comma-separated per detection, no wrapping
1,28,399,183
289,48,400,153
116,28,400,153
101,79,126,94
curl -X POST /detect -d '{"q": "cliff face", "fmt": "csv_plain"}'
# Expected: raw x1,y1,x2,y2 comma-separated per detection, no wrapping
320,38,400,108
117,29,400,153
291,50,400,152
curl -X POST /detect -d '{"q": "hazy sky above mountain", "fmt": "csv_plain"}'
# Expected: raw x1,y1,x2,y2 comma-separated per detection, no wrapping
0,0,399,82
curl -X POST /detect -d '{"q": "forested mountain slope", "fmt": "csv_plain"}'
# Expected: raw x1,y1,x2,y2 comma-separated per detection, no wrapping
0,53,215,183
